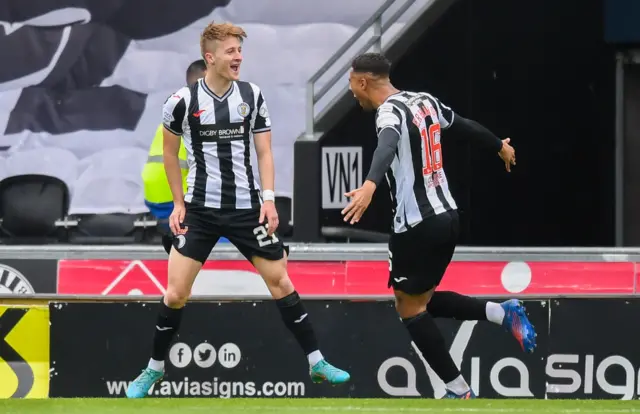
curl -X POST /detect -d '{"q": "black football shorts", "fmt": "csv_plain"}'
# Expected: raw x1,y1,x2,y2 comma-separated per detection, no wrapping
388,210,459,295
171,202,288,264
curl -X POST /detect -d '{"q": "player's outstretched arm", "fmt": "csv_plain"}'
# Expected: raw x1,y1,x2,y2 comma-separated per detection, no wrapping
448,115,516,172
366,127,400,187
448,115,503,152
341,127,399,225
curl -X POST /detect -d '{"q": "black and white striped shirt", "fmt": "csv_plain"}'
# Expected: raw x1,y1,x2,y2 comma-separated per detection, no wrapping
375,91,458,233
162,79,270,209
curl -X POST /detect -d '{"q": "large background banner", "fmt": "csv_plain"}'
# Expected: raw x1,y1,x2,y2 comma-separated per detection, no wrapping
48,300,549,398
0,0,390,199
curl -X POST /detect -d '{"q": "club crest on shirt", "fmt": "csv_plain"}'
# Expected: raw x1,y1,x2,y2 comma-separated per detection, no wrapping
259,105,269,119
237,102,250,118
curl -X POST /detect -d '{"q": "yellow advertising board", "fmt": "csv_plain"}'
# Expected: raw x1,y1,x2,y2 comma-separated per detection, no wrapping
0,305,49,398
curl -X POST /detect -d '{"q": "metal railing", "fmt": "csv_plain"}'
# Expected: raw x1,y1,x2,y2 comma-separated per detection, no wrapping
1,244,639,262
1,294,638,302
304,0,419,139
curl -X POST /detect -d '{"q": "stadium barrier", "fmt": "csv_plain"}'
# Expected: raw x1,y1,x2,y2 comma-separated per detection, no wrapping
1,245,639,399
1,245,640,298
2,297,640,400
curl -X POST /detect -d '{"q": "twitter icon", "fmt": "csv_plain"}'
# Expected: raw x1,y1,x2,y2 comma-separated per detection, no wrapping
193,342,216,368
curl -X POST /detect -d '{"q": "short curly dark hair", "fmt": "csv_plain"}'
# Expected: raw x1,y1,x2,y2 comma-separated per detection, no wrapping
186,59,206,76
351,53,391,76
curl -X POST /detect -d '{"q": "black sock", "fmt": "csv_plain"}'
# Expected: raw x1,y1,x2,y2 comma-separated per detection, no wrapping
276,291,319,356
151,299,183,362
427,291,487,321
403,311,460,383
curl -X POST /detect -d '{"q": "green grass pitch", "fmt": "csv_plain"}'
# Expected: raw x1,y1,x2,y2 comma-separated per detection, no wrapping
1,398,639,414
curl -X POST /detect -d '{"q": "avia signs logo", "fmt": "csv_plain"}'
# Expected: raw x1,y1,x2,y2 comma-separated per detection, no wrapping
377,322,640,400
377,321,534,399
547,354,640,400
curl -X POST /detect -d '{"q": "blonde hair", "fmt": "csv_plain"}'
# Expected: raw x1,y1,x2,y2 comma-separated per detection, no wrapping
200,22,247,57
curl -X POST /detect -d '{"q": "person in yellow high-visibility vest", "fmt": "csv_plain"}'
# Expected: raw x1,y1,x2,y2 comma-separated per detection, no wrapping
142,124,189,220
143,60,206,237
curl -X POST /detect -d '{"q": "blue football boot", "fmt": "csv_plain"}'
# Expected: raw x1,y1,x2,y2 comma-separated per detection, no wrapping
501,299,537,353
125,367,163,398
310,360,350,385
443,389,476,399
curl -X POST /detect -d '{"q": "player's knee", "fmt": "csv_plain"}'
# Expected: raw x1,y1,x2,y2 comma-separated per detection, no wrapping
268,268,294,297
396,301,427,319
272,273,294,296
164,289,189,308
394,291,428,319
255,257,293,298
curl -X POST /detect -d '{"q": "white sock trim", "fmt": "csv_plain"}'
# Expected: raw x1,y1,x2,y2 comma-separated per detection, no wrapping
307,350,324,366
148,358,165,372
446,375,470,395
486,302,505,325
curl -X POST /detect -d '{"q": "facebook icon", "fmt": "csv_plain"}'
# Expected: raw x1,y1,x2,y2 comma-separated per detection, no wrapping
168,342,192,368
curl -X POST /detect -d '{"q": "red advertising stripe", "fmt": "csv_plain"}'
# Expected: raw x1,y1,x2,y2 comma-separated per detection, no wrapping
57,259,637,296
343,261,636,295
57,260,168,296
521,262,636,295
57,260,348,296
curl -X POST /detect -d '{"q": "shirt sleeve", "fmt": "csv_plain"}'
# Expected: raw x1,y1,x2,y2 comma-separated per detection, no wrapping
365,127,400,186
252,89,271,133
430,96,455,130
375,102,403,136
162,89,187,135
448,115,504,152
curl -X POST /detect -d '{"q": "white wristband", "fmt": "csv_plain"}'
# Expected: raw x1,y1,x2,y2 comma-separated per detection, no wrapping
262,189,275,202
